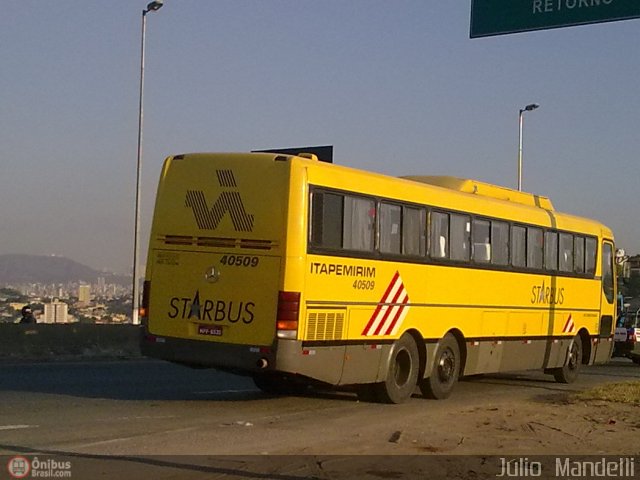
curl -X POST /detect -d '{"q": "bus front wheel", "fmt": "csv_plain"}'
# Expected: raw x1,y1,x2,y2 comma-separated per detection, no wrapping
375,334,419,404
551,335,583,384
420,333,460,400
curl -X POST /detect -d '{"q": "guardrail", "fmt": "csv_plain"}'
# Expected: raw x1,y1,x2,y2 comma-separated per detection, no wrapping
0,324,141,361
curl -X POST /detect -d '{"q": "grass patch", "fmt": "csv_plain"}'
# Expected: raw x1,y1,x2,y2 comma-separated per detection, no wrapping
575,381,640,404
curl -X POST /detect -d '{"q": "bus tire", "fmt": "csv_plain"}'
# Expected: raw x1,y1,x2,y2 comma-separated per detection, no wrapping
552,335,583,384
253,373,306,395
420,333,460,400
374,334,419,404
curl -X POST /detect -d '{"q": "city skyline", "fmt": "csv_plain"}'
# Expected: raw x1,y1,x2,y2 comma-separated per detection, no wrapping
1,1,638,274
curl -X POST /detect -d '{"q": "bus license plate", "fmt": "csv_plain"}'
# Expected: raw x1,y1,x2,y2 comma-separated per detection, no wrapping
198,325,223,337
614,327,628,342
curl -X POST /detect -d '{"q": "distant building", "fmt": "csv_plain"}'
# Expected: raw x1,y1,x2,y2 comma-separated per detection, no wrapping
78,284,91,304
629,255,640,277
43,300,69,324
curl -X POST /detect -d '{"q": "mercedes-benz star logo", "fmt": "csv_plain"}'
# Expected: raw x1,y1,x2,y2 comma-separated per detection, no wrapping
204,266,220,283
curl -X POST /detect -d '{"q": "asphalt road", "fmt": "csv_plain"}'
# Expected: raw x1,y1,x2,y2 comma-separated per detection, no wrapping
0,358,638,479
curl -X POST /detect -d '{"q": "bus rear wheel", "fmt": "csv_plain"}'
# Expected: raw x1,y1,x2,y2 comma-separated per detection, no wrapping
552,335,583,384
420,333,460,399
374,334,419,404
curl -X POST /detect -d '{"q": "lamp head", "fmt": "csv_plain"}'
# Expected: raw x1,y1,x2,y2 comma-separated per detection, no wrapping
146,0,163,12
524,103,539,111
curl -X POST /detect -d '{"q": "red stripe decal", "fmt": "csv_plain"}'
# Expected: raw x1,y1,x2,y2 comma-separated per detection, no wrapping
362,271,400,336
383,293,410,336
372,279,405,336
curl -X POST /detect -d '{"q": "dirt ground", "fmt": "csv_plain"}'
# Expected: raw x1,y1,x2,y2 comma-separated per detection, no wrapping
55,393,640,479
245,382,640,456
201,380,640,457
1,360,638,479
334,392,640,456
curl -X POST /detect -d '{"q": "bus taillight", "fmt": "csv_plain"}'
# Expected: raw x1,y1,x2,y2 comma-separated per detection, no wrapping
140,280,151,322
277,291,300,339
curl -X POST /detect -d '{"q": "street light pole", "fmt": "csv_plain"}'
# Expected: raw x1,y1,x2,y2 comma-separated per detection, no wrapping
517,103,539,192
133,0,163,326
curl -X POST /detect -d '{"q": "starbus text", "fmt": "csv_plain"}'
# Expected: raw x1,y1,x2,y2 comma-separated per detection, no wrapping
531,281,564,305
168,291,255,324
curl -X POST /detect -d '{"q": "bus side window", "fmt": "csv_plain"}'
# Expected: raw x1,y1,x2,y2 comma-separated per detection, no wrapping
574,236,585,274
343,195,375,252
379,202,402,254
450,214,471,262
511,225,526,268
559,233,574,272
585,237,597,275
544,231,558,271
472,218,491,263
527,227,543,270
491,220,509,266
310,191,343,249
402,206,426,256
430,212,449,259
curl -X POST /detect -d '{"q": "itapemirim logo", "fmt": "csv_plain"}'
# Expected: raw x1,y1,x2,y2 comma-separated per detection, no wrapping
185,169,254,232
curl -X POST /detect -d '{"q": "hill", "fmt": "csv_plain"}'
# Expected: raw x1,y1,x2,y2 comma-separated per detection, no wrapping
0,254,129,285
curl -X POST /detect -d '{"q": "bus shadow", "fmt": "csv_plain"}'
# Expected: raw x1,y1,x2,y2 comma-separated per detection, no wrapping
580,361,640,378
4,359,634,403
459,372,581,395
0,359,264,402
1,359,369,403
459,361,640,396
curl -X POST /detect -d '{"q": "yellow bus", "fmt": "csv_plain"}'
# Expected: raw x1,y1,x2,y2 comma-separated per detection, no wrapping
140,150,617,403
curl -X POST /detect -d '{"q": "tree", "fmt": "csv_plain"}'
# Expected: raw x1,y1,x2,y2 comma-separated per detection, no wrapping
0,287,27,302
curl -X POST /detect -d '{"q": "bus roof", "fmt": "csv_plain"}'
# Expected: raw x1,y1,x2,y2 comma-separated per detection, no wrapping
401,176,554,211
287,155,612,238
165,152,612,240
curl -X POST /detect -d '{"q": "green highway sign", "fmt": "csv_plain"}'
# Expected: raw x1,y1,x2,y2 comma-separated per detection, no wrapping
470,0,640,38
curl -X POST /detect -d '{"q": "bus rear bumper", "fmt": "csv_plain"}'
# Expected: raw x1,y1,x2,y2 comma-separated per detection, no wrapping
140,330,383,385
140,329,276,374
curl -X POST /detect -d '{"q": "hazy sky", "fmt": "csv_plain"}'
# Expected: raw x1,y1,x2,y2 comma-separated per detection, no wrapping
1,1,638,274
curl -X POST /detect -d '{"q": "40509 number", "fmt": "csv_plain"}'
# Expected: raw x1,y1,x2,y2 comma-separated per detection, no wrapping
353,280,375,290
220,255,259,267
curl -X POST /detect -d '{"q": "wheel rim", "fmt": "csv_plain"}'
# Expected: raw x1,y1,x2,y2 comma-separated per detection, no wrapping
437,348,456,384
568,342,580,370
